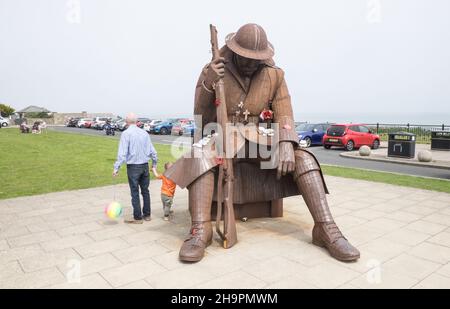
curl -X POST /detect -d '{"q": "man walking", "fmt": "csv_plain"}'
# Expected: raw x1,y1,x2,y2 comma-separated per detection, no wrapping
113,113,158,224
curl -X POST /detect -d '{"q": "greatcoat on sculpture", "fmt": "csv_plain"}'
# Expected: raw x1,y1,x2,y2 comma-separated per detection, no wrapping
165,23,360,263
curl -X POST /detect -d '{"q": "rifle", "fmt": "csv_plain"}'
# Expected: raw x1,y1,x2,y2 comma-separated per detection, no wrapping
210,24,237,249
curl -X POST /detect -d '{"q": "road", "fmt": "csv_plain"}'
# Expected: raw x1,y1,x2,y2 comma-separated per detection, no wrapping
50,126,450,180
49,125,192,145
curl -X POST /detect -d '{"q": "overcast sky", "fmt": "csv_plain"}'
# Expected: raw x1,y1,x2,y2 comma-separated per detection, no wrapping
1,0,449,123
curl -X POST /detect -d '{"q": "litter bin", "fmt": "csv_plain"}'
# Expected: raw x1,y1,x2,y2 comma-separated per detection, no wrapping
431,131,450,151
388,132,416,158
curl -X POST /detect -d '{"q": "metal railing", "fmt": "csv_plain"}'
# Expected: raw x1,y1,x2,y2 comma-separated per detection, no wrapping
366,123,449,144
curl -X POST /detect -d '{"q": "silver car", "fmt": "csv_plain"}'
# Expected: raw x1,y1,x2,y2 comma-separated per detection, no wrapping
0,116,10,127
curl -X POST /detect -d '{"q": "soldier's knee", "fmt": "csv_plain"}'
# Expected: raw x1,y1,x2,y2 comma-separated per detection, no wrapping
294,149,321,179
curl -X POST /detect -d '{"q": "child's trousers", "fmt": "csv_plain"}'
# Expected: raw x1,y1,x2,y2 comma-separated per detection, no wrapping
161,194,173,217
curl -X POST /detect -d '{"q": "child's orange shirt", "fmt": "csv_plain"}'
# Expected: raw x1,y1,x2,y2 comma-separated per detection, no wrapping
156,174,176,197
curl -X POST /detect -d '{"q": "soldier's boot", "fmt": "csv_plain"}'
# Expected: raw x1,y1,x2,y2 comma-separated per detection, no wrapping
294,152,360,262
179,171,214,262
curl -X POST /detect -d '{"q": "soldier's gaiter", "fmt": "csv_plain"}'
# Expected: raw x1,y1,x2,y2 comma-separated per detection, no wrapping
188,170,214,222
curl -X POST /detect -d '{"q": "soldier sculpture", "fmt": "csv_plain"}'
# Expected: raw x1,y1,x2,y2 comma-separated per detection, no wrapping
165,23,360,263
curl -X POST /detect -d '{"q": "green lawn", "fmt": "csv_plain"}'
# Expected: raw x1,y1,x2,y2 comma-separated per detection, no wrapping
1,128,448,199
322,165,450,194
0,129,176,199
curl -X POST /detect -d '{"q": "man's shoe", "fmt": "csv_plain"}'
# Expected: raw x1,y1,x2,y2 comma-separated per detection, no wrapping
143,216,152,221
179,221,212,262
163,216,169,221
312,222,360,262
124,217,143,224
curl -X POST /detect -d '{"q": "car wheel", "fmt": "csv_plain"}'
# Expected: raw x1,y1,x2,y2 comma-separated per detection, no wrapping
345,140,355,151
324,145,331,149
160,127,168,135
304,137,312,147
1,122,7,127
372,139,380,149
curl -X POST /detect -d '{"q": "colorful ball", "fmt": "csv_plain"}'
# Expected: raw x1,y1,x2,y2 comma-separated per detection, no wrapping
105,201,123,219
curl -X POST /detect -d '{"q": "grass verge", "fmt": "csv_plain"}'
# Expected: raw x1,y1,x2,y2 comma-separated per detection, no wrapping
0,129,176,199
322,164,450,194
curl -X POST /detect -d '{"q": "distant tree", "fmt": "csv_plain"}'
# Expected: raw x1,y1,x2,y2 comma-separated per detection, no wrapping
0,104,15,117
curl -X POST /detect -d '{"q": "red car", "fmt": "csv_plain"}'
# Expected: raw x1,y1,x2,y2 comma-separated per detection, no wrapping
323,124,380,151
84,120,94,128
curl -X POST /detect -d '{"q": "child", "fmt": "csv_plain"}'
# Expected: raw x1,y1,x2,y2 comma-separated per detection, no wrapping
152,163,176,221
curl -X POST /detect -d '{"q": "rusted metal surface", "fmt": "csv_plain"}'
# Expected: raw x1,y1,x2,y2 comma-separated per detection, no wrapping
167,23,360,262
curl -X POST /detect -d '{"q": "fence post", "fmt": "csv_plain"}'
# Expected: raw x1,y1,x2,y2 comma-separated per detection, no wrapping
376,123,379,134
407,123,410,132
443,124,445,131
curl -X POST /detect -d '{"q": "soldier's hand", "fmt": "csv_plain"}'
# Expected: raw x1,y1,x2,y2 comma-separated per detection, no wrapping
205,57,226,88
277,142,295,179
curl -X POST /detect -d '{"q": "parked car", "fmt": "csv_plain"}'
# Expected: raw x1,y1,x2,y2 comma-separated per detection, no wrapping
144,120,161,132
116,120,128,131
77,118,93,128
110,119,121,129
295,123,331,147
322,124,380,151
171,121,184,136
0,116,10,127
177,118,191,125
66,117,80,127
136,118,151,129
92,117,110,130
171,120,196,136
83,119,94,128
184,121,196,137
150,120,174,135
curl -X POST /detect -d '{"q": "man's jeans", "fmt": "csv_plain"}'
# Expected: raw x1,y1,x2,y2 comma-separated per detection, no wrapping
127,163,151,220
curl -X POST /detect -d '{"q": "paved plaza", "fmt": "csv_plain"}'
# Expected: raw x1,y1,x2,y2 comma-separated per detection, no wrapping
1,176,450,289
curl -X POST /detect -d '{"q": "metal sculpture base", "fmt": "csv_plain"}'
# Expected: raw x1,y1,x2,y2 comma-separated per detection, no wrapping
211,199,283,221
